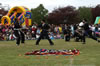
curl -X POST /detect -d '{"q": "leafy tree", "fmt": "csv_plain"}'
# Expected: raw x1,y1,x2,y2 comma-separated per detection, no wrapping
31,4,48,24
47,6,79,24
91,5,100,23
78,7,92,23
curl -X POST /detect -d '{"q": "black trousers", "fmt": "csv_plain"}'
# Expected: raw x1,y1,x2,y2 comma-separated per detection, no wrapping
85,29,97,41
14,30,25,45
81,33,85,43
65,35,70,41
82,29,98,43
36,33,54,45
74,30,85,43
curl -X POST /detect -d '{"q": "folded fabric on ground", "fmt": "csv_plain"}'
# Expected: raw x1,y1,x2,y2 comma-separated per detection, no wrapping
25,49,80,55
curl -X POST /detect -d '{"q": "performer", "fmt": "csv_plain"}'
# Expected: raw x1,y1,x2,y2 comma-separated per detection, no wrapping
14,18,25,46
63,26,71,41
36,20,54,45
74,26,85,44
80,19,100,44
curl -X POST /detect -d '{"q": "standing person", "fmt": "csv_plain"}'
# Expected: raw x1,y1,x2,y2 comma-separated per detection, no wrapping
36,20,54,45
14,18,25,46
82,19,100,43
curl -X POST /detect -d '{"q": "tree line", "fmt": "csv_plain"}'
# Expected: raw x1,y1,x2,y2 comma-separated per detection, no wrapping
31,4,100,25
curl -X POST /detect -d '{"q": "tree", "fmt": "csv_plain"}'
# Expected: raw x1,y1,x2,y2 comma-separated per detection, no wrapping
47,6,79,24
31,4,48,24
91,4,100,23
78,7,92,23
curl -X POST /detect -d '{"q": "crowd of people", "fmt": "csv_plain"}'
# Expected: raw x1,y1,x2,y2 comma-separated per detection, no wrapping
0,19,100,44
0,23,65,41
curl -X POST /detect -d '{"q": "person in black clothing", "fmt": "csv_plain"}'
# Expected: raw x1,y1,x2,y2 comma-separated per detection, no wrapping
73,24,78,37
74,26,85,44
36,20,54,45
63,26,71,41
82,19,100,43
14,18,25,45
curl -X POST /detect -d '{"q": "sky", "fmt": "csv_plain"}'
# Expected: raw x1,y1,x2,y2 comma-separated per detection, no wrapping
0,0,100,12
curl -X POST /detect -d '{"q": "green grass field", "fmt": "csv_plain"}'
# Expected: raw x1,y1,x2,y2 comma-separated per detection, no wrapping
0,38,100,66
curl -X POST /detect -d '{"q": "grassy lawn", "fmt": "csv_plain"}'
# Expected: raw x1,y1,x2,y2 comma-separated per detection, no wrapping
0,38,100,66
